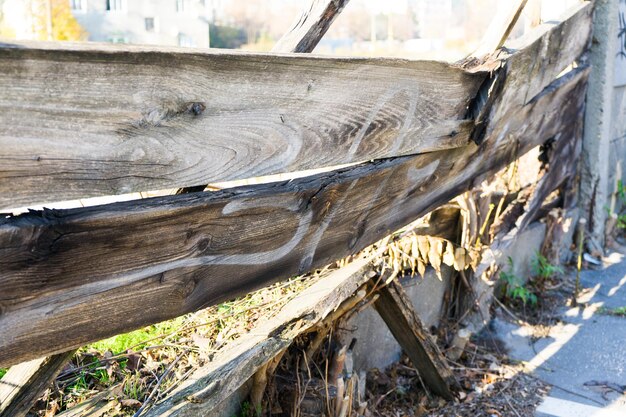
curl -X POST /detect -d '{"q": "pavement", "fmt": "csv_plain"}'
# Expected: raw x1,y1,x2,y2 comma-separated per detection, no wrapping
492,251,626,417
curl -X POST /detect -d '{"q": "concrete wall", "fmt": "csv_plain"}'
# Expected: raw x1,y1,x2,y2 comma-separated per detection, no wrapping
582,0,626,249
581,0,617,251
337,267,452,372
609,1,626,215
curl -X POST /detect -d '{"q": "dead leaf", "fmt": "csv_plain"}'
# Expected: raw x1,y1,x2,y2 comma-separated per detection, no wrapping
454,247,466,270
417,236,430,263
44,400,59,417
417,257,426,278
442,242,455,267
126,351,142,372
428,238,443,279
120,398,142,409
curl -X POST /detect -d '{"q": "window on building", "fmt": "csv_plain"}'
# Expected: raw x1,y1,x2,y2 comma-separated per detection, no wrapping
108,35,128,43
106,0,126,12
176,0,186,13
70,0,86,12
145,17,155,32
177,33,194,47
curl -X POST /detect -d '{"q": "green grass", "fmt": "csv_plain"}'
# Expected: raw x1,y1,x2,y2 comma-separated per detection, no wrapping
598,306,626,317
0,368,7,379
500,257,538,306
86,316,186,353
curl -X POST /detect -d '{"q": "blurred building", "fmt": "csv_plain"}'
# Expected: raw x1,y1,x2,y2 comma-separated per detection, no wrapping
68,0,218,47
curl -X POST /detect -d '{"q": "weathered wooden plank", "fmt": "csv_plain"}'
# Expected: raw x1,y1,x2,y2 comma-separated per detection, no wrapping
373,279,458,399
0,40,482,210
496,2,592,112
273,0,351,53
146,256,376,417
177,0,351,195
0,351,74,417
470,0,529,58
517,110,584,232
469,2,592,143
0,64,589,367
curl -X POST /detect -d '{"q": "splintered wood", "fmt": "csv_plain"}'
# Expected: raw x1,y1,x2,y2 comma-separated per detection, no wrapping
0,1,592,376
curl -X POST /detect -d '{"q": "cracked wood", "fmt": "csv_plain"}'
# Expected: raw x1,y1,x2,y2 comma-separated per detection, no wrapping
0,64,589,367
0,40,482,210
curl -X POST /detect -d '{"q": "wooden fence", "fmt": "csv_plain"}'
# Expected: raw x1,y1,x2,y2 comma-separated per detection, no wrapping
0,0,593,414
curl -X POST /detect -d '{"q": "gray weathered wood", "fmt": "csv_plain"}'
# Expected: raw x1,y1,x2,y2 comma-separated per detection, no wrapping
469,2,592,144
177,0,352,195
373,279,459,399
145,257,376,417
470,0,529,58
0,351,74,417
0,40,482,210
0,62,589,367
273,0,351,53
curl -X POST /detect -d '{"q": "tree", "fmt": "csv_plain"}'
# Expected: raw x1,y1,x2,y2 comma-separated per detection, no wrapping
32,0,87,41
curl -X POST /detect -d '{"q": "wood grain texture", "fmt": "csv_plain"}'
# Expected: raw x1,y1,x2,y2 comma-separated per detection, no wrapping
273,0,351,53
0,63,589,367
517,112,584,232
469,2,592,144
373,279,458,399
0,40,482,210
177,0,351,195
0,351,74,417
145,257,376,417
496,2,592,113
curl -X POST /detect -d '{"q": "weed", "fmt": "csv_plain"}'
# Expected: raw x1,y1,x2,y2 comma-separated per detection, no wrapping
0,368,6,379
233,400,252,417
123,375,145,400
86,316,186,353
598,306,626,317
67,374,90,397
500,258,538,306
532,253,563,280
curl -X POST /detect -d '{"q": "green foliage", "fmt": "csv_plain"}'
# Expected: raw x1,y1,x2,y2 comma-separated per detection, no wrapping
123,375,144,400
0,368,6,379
598,306,626,317
210,24,248,49
233,401,252,417
532,253,564,280
68,374,90,396
604,180,626,229
500,257,537,306
86,316,185,354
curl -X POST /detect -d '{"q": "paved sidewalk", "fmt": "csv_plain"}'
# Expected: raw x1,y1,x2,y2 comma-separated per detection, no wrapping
493,252,626,417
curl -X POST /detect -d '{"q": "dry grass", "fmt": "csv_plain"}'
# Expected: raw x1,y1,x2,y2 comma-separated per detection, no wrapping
28,274,324,416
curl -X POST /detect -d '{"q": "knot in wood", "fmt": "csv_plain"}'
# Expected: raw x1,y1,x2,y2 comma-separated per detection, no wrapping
187,102,206,116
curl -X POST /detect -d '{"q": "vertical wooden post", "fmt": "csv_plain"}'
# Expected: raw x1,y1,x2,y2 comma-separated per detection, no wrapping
372,279,459,400
0,351,75,417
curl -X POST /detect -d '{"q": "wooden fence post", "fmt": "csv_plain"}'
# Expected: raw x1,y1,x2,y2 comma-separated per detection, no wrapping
372,279,459,400
0,351,75,417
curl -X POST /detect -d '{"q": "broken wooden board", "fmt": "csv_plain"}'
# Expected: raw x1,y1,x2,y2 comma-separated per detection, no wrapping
0,64,589,367
0,351,75,417
0,40,482,210
373,279,459,400
470,0,529,58
468,2,591,142
273,0,352,53
145,256,376,417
